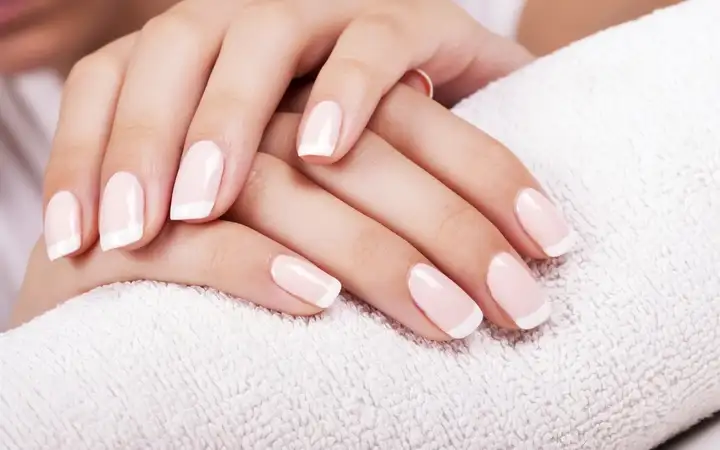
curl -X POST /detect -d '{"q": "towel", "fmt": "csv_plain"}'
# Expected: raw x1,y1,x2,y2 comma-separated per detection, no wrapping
2,1,719,448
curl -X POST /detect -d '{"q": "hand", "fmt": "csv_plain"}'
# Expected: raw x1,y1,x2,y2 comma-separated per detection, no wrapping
25,85,574,340
41,0,533,259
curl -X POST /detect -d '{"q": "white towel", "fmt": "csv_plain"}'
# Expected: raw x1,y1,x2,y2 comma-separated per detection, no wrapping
2,1,719,448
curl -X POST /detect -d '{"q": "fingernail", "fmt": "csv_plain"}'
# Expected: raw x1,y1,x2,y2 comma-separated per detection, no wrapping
297,100,342,157
270,255,341,308
487,253,550,330
100,172,144,251
408,263,484,339
44,191,81,261
170,141,224,220
516,188,575,257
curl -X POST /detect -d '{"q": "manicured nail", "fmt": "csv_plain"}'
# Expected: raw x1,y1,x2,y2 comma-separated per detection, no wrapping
44,191,81,261
487,253,550,330
516,188,575,257
408,263,484,339
270,255,341,308
99,172,144,251
297,100,342,157
170,141,224,220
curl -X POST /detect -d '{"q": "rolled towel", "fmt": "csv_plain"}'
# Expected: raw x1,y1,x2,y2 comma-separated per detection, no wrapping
2,1,719,448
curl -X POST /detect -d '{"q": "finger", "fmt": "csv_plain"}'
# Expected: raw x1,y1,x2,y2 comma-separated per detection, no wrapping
263,114,549,330
42,34,136,261
172,1,311,222
174,0,358,223
432,26,534,106
371,85,576,259
279,69,431,115
296,9,433,164
227,153,484,341
98,5,234,251
13,221,341,328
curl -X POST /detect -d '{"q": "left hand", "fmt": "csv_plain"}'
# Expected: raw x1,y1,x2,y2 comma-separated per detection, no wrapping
42,0,533,259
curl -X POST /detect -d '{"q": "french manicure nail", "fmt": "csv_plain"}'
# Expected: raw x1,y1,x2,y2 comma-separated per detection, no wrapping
270,255,341,308
487,253,550,330
408,263,484,339
516,188,575,257
297,101,342,157
44,191,81,261
170,141,224,220
100,171,144,251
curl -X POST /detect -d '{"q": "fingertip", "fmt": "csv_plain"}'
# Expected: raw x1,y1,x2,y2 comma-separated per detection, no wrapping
297,100,343,163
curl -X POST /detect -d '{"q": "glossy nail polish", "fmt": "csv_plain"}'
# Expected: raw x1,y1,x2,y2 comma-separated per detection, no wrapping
170,141,224,220
99,172,144,251
487,253,550,330
271,255,341,308
44,191,81,261
408,263,484,339
297,101,342,157
516,188,575,257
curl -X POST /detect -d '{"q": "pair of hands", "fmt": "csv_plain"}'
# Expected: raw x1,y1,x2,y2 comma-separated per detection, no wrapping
13,0,574,340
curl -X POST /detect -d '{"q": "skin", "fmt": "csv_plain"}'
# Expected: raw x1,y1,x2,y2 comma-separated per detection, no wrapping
0,0,177,74
13,84,555,339
518,0,683,55
5,0,577,338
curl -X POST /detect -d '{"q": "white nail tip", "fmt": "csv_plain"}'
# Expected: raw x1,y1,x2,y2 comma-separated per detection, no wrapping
297,142,335,157
316,278,342,308
446,304,484,339
514,302,552,330
100,223,144,251
46,234,81,261
543,230,577,257
170,201,215,221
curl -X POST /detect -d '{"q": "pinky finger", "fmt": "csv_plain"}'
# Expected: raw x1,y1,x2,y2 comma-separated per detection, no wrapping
13,221,341,327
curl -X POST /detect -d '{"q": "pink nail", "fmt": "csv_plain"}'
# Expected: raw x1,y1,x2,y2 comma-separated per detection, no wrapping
44,191,81,261
99,172,144,251
516,188,575,257
297,101,342,157
270,255,341,308
408,263,483,339
487,253,550,330
170,141,224,220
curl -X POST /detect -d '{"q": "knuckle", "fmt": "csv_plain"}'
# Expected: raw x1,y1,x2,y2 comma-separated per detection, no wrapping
327,54,391,98
433,202,484,249
240,1,301,45
353,14,407,47
348,224,396,271
142,13,204,54
67,51,123,88
109,121,159,146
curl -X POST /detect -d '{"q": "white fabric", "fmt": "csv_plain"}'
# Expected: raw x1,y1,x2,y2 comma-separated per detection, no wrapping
2,1,720,448
455,0,526,38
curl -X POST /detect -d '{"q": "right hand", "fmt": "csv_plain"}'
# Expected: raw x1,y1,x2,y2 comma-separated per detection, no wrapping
26,85,574,340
